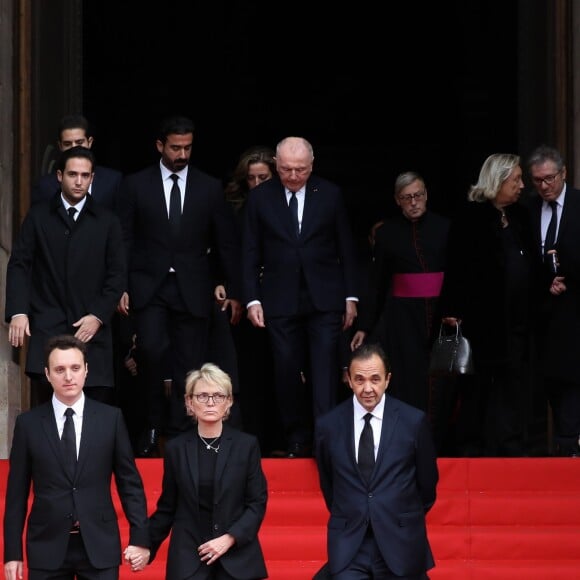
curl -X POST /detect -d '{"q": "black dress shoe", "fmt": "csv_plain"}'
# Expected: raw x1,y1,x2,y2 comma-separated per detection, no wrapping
286,442,312,458
136,428,160,458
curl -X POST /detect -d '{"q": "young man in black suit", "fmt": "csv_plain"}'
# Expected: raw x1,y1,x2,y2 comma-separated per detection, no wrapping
314,342,438,579
6,146,126,407
31,113,122,211
117,115,241,455
2,334,150,580
242,136,359,457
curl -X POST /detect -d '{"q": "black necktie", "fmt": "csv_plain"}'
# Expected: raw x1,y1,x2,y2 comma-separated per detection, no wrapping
289,191,299,237
169,174,182,239
358,413,375,482
67,206,77,228
62,407,77,478
544,200,558,256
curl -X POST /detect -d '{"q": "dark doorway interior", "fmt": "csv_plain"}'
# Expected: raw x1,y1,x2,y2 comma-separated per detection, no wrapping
82,1,518,242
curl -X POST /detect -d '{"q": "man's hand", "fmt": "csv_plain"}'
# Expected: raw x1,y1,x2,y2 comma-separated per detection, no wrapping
117,291,130,316
350,330,366,351
8,315,30,348
247,304,265,328
72,314,102,343
342,300,357,331
550,275,566,295
124,545,150,572
4,560,23,580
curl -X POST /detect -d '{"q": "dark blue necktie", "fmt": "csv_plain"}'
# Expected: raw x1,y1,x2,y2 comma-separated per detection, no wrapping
289,191,299,237
358,413,375,482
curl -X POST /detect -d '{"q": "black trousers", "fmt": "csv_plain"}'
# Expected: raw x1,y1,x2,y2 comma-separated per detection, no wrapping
133,273,209,437
29,533,118,580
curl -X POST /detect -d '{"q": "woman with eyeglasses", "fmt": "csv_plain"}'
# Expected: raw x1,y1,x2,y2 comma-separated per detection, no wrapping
438,153,539,458
132,362,268,579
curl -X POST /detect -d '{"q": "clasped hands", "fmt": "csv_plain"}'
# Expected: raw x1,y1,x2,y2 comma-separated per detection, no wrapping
123,545,150,572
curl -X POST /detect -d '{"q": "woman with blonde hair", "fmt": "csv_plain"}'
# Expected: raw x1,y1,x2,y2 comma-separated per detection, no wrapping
141,363,268,579
439,153,539,457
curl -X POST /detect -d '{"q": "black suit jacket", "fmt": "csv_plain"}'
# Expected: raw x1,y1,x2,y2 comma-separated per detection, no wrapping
5,194,126,386
242,175,358,315
149,424,268,579
31,165,123,211
314,395,438,577
118,164,241,315
526,186,580,381
2,398,149,570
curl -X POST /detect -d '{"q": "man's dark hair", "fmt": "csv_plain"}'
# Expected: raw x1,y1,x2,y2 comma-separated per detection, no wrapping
157,115,195,143
349,342,391,373
57,113,92,139
44,334,87,367
55,145,96,173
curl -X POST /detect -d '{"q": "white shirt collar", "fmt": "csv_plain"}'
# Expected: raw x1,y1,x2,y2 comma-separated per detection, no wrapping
352,393,385,422
61,194,87,214
545,184,566,209
53,392,85,419
160,161,188,183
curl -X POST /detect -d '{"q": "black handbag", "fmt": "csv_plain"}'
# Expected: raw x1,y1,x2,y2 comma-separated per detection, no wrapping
429,322,474,376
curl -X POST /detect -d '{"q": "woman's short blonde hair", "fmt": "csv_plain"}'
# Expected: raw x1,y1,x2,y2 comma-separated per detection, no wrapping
184,362,233,420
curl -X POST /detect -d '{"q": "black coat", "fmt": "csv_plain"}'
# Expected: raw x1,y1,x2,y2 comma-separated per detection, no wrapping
5,194,126,385
438,200,539,369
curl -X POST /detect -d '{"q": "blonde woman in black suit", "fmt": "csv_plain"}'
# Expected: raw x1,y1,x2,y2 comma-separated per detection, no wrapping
135,363,268,579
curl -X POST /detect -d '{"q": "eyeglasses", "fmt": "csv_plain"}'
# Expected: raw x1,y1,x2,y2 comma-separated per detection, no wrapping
531,171,561,187
193,393,228,404
398,191,426,203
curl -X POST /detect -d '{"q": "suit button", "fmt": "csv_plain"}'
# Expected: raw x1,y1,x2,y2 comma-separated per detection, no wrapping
367,493,373,498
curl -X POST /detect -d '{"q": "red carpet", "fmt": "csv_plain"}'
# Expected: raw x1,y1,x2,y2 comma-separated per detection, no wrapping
2,458,580,579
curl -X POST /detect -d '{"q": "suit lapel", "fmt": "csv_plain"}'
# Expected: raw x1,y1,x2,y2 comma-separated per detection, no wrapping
532,196,544,252
373,398,398,478
275,186,298,239
301,181,321,238
185,433,200,494
75,399,97,479
149,169,172,236
214,427,233,501
41,405,67,475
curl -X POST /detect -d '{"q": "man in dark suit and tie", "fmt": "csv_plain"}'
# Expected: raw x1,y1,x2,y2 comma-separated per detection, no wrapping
242,136,359,458
31,113,122,211
2,334,150,580
117,115,241,455
6,146,126,407
314,342,439,579
526,145,580,456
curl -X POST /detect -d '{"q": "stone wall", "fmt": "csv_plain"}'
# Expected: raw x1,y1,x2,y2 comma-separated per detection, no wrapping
0,0,21,458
